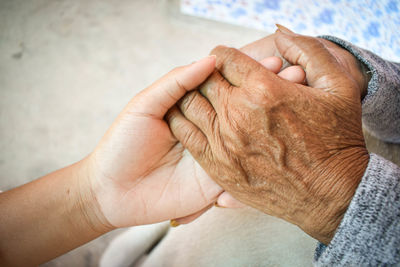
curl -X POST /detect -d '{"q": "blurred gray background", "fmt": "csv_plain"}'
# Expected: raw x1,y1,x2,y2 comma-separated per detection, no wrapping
1,0,399,266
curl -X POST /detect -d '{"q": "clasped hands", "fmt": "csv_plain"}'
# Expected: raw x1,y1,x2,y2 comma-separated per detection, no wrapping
85,26,370,245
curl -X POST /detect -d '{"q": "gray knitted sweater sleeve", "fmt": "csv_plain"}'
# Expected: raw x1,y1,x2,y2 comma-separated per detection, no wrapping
313,36,400,266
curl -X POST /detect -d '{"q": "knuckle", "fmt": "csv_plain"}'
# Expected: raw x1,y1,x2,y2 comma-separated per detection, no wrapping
182,128,196,147
210,45,227,56
173,77,187,94
210,46,238,67
168,117,183,136
222,47,239,64
180,91,197,112
200,77,219,98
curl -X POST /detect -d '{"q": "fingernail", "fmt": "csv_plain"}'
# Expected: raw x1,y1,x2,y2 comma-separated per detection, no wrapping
214,202,225,208
275,24,295,35
170,219,180,227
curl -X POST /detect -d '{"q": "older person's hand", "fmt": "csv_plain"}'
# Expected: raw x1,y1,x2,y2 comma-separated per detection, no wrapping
241,25,370,98
239,29,306,85
166,29,370,244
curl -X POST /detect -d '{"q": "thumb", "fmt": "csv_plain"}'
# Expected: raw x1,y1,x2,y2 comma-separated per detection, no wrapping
131,55,216,118
274,25,357,98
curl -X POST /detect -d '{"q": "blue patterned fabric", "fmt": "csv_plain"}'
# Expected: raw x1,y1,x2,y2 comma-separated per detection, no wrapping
181,0,400,61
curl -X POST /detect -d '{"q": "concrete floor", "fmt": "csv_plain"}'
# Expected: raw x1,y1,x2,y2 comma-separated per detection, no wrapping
0,0,399,266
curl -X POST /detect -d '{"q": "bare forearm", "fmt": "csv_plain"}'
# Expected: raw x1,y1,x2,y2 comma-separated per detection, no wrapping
0,159,112,266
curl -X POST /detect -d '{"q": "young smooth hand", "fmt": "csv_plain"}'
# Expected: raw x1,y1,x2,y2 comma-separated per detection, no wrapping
83,56,222,229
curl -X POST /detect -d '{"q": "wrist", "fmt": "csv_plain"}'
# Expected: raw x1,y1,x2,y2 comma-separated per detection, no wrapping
304,147,370,244
70,158,115,235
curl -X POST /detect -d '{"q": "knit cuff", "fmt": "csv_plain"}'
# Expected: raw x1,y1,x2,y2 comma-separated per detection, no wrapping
314,154,400,266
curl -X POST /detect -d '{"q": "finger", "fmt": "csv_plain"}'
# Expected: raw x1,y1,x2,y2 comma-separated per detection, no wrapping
258,56,305,84
240,34,281,61
240,34,292,68
259,56,282,73
194,70,231,116
210,46,275,87
216,191,246,208
278,65,306,84
178,90,218,138
172,204,213,225
132,55,216,118
259,57,306,84
166,106,211,163
274,25,357,98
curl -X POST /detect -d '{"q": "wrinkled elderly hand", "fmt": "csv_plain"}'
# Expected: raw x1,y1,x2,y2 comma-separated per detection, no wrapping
167,28,370,244
242,25,370,98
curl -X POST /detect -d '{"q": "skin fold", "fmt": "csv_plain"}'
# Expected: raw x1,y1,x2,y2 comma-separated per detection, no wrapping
167,28,370,244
